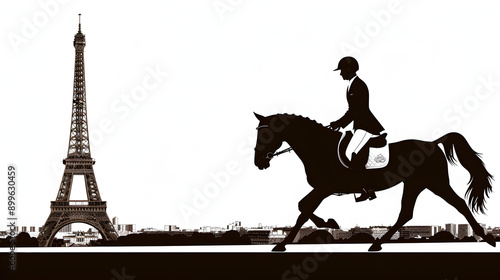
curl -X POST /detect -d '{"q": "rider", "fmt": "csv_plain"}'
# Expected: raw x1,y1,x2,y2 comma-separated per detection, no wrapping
329,56,386,202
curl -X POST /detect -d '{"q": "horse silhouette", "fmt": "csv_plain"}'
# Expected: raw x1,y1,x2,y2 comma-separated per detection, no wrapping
253,113,496,251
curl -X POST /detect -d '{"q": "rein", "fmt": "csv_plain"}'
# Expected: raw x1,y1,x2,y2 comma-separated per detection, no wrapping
267,147,293,159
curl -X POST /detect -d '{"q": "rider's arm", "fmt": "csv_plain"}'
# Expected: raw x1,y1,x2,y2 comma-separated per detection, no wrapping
330,109,353,129
330,80,368,129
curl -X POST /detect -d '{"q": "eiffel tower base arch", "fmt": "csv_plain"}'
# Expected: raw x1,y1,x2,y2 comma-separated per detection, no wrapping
38,201,118,247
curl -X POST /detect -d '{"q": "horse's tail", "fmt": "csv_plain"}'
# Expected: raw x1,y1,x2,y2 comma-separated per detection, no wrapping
434,132,493,214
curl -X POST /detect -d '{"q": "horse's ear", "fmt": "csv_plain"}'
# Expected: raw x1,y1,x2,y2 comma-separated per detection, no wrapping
254,112,265,121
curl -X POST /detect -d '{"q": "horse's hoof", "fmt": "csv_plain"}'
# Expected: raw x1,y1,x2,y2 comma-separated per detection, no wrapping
368,243,382,252
272,244,287,252
484,234,496,247
325,219,340,229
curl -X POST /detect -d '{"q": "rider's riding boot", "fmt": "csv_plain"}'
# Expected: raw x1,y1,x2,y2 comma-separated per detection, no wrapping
355,188,377,202
350,152,363,172
351,152,377,202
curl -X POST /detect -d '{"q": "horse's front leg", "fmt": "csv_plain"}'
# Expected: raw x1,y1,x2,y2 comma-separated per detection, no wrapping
272,189,330,252
272,212,309,252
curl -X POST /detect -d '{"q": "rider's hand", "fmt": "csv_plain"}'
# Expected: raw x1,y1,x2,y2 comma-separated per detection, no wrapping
329,121,341,131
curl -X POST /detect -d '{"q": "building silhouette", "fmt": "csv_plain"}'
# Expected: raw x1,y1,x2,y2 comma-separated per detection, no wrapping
164,225,180,232
332,229,353,240
458,224,472,240
398,226,440,239
246,229,271,245
60,224,72,233
269,227,288,244
63,231,99,246
445,223,457,238
227,221,243,231
370,226,400,240
488,227,500,238
350,226,373,236
111,216,136,236
246,226,315,244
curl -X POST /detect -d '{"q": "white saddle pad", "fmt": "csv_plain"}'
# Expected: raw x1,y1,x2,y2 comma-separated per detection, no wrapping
365,145,389,169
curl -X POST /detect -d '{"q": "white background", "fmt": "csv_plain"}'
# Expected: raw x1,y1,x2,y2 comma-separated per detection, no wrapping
1,0,499,233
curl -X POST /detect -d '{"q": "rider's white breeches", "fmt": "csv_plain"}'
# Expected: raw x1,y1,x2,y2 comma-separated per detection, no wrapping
346,129,373,161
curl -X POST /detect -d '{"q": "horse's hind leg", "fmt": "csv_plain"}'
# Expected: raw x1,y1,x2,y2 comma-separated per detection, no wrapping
310,214,340,229
429,184,496,247
369,183,424,251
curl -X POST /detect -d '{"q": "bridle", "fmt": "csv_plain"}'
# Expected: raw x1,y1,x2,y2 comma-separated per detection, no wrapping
256,124,294,160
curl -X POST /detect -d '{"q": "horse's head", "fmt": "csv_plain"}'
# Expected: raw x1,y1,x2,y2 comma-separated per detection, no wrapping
253,113,294,170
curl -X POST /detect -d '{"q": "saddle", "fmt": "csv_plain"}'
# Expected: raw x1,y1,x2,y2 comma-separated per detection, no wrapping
337,131,389,169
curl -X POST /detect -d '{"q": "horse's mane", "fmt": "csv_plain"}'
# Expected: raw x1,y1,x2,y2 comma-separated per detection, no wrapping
273,113,337,140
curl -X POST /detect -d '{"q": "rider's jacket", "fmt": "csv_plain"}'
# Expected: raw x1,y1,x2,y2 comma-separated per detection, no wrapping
334,77,384,135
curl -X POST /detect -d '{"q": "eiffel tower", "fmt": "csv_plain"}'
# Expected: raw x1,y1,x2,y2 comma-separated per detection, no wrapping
38,14,118,247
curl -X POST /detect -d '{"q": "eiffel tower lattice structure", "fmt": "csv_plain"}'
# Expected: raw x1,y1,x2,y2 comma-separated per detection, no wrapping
38,15,118,247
